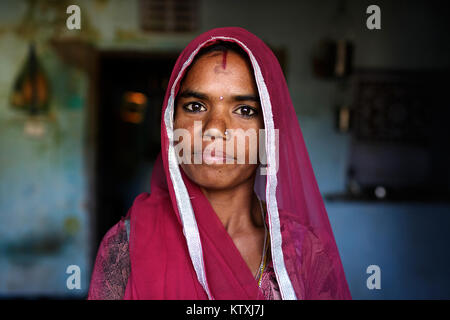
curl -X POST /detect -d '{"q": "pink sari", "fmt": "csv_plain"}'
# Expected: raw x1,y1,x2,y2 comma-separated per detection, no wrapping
94,27,351,300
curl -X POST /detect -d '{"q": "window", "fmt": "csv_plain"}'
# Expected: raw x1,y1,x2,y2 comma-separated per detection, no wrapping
139,0,200,33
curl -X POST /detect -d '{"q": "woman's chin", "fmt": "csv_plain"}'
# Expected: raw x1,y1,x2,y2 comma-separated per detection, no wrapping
181,164,246,190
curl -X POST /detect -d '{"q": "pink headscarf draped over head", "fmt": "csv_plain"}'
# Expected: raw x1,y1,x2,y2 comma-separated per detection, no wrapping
123,27,351,300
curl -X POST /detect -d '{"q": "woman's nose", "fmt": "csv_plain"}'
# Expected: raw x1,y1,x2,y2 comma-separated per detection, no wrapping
203,109,230,140
203,125,227,140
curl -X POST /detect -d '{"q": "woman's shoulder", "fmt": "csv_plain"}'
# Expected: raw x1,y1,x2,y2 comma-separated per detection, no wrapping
277,207,334,268
104,218,129,244
277,208,351,299
127,191,172,222
278,207,324,243
87,218,130,300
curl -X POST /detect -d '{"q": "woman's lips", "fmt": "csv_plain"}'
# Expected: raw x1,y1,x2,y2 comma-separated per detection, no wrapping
193,150,235,163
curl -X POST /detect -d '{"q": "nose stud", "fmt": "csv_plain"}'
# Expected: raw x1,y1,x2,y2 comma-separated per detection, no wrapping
219,96,224,100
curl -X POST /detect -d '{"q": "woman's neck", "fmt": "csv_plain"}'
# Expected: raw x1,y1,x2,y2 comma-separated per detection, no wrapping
200,175,263,237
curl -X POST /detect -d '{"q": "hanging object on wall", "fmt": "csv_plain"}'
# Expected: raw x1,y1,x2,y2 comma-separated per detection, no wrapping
335,104,352,133
10,43,50,115
120,91,148,124
10,43,51,138
312,0,355,79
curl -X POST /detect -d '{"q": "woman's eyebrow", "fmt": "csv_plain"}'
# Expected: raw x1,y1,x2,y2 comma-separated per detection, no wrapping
178,90,260,103
232,94,260,102
178,89,208,100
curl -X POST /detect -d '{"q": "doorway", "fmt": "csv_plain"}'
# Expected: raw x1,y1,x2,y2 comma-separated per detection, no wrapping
95,51,177,248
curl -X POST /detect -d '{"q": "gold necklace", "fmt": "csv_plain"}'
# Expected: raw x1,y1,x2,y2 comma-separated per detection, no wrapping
255,198,269,287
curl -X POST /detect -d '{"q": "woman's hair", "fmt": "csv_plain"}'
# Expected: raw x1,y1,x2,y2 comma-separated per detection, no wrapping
193,40,250,63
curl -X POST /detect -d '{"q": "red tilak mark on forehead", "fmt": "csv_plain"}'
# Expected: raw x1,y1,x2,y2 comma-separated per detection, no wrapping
222,50,228,69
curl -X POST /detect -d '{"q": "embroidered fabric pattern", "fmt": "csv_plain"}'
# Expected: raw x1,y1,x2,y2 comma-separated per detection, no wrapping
88,220,130,300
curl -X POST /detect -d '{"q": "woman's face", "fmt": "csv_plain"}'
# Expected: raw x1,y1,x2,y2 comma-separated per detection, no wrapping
174,49,264,191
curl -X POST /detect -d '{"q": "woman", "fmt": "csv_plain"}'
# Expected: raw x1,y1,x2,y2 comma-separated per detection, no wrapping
88,27,351,300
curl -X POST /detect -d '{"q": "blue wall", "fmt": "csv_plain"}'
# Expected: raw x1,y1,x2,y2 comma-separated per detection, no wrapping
328,201,450,299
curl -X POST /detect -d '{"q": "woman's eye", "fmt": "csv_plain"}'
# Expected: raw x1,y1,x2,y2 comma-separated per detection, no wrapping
183,102,206,113
234,105,258,117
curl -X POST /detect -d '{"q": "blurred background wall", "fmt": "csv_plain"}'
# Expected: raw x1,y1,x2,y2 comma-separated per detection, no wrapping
0,0,449,299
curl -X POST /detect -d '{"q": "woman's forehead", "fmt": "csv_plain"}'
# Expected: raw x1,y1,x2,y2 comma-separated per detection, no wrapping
193,50,248,71
181,51,257,90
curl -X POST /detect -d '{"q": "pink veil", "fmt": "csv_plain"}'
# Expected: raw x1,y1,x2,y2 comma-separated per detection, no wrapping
122,27,351,300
